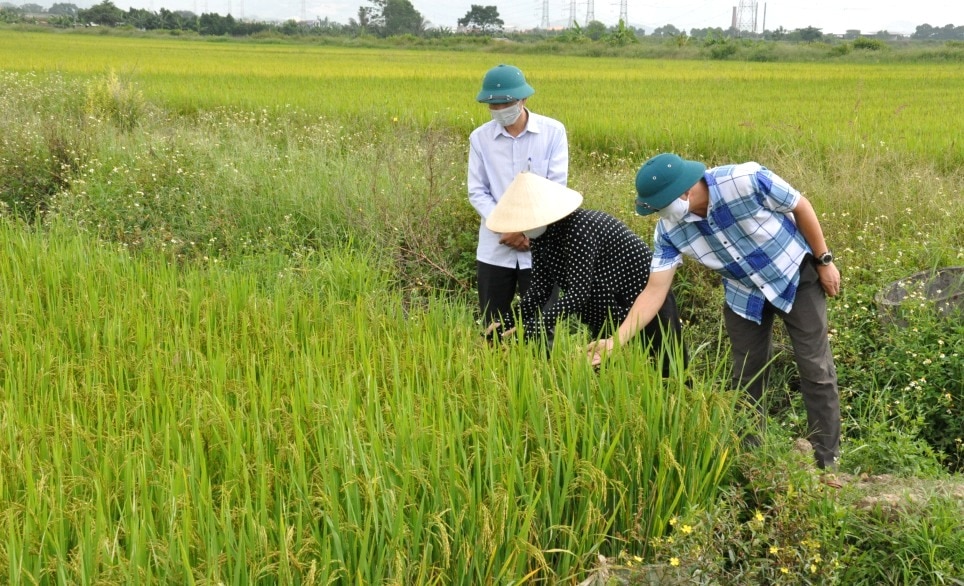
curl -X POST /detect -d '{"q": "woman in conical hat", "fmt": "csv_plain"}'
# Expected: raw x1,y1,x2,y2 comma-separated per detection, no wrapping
486,172,687,373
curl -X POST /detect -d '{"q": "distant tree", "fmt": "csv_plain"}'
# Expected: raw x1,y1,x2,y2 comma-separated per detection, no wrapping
312,16,346,34
604,19,638,45
0,6,22,22
584,19,606,40
199,11,233,34
912,23,936,39
769,26,788,40
126,6,161,29
364,0,424,36
651,23,681,37
177,9,201,30
941,24,964,40
78,0,125,25
557,21,588,43
350,6,371,32
277,18,298,34
911,23,962,40
380,0,424,36
797,26,823,43
457,4,502,34
689,26,726,39
48,13,75,26
158,7,191,29
20,2,44,13
48,2,78,15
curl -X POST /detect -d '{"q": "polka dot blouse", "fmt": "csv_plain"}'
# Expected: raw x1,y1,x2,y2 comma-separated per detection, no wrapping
511,208,654,341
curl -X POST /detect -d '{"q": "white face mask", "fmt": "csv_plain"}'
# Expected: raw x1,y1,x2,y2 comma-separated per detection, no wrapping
657,197,689,223
522,225,547,239
490,102,523,127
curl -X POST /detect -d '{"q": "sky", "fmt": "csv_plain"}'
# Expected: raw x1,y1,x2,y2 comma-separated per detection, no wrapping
79,0,963,35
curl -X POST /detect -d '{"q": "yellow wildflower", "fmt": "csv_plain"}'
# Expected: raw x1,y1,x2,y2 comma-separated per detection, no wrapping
754,511,765,523
681,524,693,534
769,546,779,555
670,557,680,567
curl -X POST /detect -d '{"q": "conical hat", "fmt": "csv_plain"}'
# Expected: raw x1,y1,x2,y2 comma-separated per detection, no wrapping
485,172,583,233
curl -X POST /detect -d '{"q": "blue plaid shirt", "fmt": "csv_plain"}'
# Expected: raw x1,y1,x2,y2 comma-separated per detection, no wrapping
650,162,811,324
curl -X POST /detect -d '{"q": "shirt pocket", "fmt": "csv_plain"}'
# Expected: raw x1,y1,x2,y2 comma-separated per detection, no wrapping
526,157,551,177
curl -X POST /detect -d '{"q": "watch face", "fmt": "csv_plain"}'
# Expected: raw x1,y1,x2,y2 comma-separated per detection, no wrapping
820,252,833,265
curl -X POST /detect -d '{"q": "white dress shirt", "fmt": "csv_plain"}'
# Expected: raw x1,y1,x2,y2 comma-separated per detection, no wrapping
467,110,568,269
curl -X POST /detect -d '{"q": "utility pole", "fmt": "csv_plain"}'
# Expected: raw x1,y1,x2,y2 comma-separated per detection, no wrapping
734,0,758,35
586,0,594,24
541,0,549,29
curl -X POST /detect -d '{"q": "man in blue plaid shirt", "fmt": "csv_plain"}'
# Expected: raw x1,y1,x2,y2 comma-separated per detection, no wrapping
588,153,842,472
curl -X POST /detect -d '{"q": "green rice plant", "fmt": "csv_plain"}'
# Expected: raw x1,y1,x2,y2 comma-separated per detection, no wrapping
85,69,149,131
0,219,740,583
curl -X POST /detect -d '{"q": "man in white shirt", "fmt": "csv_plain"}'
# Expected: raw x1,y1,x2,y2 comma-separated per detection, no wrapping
468,64,569,326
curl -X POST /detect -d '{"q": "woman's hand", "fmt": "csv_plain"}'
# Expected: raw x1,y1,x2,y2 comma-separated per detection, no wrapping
586,338,615,366
499,232,530,251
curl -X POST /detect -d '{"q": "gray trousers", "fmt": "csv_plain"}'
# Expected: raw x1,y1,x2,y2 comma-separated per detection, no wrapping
723,259,841,469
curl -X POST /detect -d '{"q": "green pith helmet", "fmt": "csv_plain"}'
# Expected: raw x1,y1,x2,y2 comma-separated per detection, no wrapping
476,64,535,104
634,153,706,216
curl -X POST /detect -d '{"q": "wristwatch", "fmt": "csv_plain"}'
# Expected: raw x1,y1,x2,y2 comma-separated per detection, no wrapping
816,250,834,266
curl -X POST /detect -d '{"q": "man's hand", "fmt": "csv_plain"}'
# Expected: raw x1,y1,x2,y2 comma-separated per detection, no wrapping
586,338,615,366
817,262,841,297
499,232,530,251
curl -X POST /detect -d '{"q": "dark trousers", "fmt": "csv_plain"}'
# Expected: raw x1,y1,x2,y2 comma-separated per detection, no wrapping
723,260,841,469
477,261,531,323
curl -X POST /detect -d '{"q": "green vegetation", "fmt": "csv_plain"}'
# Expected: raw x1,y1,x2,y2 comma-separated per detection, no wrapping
0,30,961,583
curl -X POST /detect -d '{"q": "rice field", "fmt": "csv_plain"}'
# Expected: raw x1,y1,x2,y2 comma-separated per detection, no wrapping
1,30,961,168
0,27,962,584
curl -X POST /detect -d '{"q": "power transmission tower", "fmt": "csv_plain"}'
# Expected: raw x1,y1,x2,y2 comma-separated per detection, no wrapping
541,0,549,28
734,0,758,34
618,0,628,24
568,0,576,27
586,0,594,24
